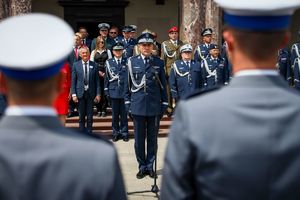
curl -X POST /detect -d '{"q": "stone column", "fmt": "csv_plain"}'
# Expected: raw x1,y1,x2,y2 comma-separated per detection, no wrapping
179,0,222,49
0,0,31,20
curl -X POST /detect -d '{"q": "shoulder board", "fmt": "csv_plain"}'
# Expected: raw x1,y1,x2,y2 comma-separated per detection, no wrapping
183,86,221,100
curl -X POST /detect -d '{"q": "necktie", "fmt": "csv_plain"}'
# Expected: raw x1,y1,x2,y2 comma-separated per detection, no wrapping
84,62,88,85
174,41,177,46
186,61,190,67
117,59,121,67
145,57,149,65
75,48,78,59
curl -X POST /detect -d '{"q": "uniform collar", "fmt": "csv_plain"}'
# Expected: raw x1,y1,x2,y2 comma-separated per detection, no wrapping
5,106,56,116
114,56,122,63
235,69,279,77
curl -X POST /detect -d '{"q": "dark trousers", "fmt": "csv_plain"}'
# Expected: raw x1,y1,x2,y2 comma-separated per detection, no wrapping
96,78,107,113
69,99,78,113
111,98,128,137
78,91,94,134
0,94,7,116
132,115,160,171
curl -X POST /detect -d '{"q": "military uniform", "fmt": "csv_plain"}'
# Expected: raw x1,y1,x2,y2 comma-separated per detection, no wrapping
277,48,292,84
120,37,137,58
194,28,213,63
161,39,183,76
293,57,300,90
194,43,211,63
221,41,232,82
161,1,300,199
0,13,126,200
124,36,168,176
169,59,203,100
91,23,116,51
104,54,129,140
201,56,228,87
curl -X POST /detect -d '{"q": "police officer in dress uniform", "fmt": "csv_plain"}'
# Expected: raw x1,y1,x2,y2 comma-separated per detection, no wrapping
91,23,116,51
201,44,228,88
194,28,213,63
161,26,183,115
0,13,126,200
104,43,129,142
290,32,300,86
129,24,138,41
277,47,292,84
221,41,233,82
161,0,300,199
169,44,203,101
293,55,300,90
124,32,168,179
120,26,137,58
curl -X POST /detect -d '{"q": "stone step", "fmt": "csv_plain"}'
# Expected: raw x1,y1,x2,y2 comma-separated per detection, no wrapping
66,120,172,130
66,115,172,123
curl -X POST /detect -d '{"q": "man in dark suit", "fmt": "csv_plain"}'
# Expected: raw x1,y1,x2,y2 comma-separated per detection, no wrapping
161,0,300,199
0,13,126,200
79,26,92,50
71,46,101,134
67,34,82,118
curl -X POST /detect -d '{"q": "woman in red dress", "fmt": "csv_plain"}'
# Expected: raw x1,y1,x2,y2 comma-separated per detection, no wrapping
54,62,71,125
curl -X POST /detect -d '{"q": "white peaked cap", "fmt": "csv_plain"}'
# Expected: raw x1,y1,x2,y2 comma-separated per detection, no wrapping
0,13,74,80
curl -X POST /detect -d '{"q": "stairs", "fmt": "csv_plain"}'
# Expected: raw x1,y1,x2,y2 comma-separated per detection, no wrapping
65,109,172,139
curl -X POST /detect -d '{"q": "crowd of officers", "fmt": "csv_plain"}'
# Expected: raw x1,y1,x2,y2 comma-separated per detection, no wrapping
67,23,233,178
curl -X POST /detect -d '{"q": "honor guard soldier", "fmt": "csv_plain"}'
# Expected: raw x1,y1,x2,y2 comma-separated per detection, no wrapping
124,32,168,179
161,0,300,199
104,43,129,142
277,47,292,84
161,26,183,115
201,44,228,88
91,23,116,51
194,28,213,63
0,13,126,200
120,26,137,58
169,44,204,101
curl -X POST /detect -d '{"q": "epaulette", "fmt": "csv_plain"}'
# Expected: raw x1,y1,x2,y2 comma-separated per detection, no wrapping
182,86,221,100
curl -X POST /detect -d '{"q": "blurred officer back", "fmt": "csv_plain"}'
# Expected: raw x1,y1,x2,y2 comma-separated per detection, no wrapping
161,1,300,199
0,14,126,200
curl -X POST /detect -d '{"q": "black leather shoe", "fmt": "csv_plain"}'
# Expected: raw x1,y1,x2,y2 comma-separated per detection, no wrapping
136,170,146,179
112,135,119,142
67,112,74,118
123,136,129,142
148,170,156,178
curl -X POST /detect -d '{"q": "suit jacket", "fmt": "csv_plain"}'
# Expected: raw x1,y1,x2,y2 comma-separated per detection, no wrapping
71,60,101,99
161,75,300,200
67,49,81,68
0,115,127,200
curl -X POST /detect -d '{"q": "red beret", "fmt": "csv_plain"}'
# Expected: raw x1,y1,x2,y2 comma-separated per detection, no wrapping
168,26,178,33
